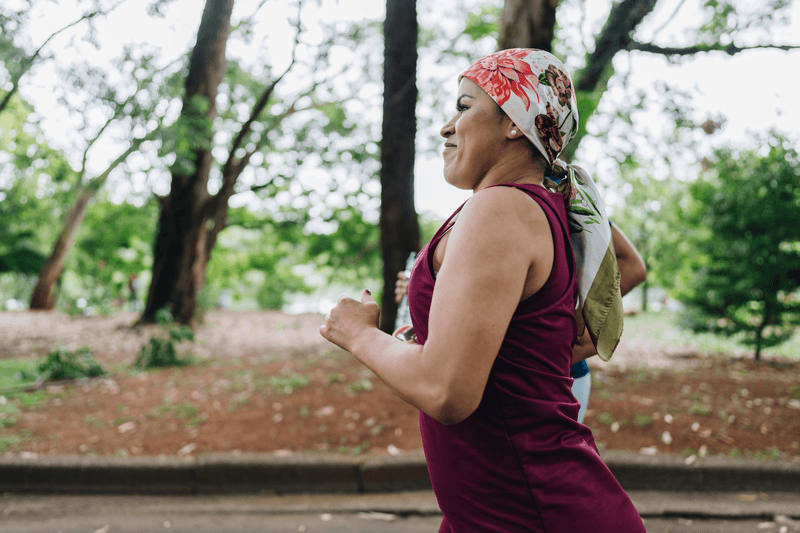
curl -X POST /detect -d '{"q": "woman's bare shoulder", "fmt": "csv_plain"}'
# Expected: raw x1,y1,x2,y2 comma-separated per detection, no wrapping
462,185,548,234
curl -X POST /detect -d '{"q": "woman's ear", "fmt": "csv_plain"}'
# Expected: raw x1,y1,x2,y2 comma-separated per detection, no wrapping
508,124,521,139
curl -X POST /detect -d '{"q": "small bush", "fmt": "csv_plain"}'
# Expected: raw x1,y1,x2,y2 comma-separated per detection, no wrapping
26,347,107,382
134,308,194,369
134,337,191,369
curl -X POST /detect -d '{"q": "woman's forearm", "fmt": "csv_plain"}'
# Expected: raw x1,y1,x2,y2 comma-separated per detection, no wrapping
350,327,449,421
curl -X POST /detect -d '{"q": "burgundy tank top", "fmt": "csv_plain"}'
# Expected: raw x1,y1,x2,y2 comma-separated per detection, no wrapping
407,183,645,533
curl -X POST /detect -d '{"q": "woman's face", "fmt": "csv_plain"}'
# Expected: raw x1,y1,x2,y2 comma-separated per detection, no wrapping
440,78,509,191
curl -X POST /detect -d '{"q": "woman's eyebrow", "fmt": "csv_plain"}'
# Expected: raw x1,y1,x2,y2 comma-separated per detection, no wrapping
456,94,474,105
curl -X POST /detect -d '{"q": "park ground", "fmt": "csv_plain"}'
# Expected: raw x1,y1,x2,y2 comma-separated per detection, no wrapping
0,309,798,460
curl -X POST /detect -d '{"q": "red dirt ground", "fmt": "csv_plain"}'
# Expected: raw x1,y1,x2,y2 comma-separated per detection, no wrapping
1,310,798,461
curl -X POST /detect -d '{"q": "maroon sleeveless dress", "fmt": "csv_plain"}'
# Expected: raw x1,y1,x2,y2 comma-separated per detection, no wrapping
408,184,645,532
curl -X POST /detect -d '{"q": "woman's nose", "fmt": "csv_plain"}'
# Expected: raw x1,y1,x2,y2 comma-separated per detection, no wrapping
440,115,456,138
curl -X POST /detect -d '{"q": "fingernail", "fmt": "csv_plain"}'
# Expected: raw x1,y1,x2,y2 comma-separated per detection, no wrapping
365,289,371,295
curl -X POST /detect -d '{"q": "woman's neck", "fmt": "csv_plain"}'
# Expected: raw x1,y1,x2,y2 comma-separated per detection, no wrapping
472,153,545,194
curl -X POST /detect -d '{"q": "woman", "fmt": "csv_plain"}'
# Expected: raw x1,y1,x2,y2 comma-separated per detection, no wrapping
395,220,647,424
320,49,645,532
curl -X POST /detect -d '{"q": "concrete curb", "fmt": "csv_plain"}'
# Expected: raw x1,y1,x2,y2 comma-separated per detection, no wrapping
1,450,798,495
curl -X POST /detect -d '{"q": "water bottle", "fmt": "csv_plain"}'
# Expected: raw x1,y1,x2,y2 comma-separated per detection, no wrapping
393,251,416,337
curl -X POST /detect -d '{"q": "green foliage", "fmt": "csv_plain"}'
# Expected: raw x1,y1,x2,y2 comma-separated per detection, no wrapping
679,133,800,359
463,4,501,41
0,96,77,278
134,308,194,369
206,207,313,310
60,197,158,312
25,347,107,381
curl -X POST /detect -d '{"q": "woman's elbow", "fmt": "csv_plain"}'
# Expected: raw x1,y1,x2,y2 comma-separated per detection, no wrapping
426,388,481,425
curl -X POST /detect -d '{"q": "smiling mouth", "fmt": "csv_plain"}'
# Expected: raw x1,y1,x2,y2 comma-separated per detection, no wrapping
444,143,457,149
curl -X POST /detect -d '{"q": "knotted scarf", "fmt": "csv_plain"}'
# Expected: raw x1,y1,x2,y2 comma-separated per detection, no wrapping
461,48,623,361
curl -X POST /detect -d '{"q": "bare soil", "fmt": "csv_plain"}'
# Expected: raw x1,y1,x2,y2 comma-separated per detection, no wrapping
0,310,798,461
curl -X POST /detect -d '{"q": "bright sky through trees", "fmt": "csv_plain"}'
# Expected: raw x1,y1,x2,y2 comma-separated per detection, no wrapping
14,0,800,218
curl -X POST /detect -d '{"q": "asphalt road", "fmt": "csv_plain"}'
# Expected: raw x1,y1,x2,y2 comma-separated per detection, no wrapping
2,493,799,533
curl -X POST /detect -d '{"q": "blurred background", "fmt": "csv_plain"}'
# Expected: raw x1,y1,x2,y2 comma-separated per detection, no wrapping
1,0,799,357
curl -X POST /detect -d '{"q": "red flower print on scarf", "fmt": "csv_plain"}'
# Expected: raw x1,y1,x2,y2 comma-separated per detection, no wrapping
544,64,573,109
534,103,564,163
463,49,539,110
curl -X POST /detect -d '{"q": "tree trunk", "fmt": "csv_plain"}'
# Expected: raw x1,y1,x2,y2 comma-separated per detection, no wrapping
29,190,94,309
498,0,558,52
141,0,234,326
379,0,420,333
640,276,648,313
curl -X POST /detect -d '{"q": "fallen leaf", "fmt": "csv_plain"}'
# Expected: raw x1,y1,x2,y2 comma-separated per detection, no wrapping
359,512,397,522
314,405,335,417
117,422,136,434
178,443,196,456
717,434,735,445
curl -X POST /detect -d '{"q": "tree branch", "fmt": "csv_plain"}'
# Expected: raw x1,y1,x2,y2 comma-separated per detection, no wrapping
628,41,800,57
224,0,305,172
0,0,129,115
84,129,156,193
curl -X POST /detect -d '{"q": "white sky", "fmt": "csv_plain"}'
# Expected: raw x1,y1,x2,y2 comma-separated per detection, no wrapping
12,0,800,219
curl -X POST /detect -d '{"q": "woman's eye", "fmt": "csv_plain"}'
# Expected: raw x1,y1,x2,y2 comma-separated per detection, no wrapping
456,103,468,112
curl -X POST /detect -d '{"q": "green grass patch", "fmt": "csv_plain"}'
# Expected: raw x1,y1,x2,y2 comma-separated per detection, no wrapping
623,311,800,358
0,402,20,428
84,414,108,429
753,447,782,461
597,411,615,425
633,413,653,428
0,434,24,453
270,374,310,394
689,403,710,416
346,379,374,392
0,359,39,390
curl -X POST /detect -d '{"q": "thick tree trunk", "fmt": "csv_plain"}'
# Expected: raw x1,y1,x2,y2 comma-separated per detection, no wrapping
29,190,94,309
141,0,234,326
498,0,558,52
379,0,420,333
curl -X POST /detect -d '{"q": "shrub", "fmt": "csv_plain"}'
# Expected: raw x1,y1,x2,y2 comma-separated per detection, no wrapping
28,347,106,381
133,308,194,369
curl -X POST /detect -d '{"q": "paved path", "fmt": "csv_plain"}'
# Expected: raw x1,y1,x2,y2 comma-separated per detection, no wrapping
2,491,799,533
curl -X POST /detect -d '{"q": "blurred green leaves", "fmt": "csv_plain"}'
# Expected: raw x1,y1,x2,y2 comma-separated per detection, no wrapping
678,132,800,359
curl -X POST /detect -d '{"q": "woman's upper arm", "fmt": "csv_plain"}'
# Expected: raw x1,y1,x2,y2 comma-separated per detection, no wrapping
422,187,551,423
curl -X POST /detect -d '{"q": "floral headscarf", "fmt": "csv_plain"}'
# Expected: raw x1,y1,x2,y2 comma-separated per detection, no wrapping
461,49,624,361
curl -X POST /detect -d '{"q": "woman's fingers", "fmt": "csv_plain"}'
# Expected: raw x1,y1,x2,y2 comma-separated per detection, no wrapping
319,292,381,352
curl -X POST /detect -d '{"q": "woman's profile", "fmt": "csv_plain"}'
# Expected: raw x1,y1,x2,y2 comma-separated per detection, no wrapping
321,49,646,532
